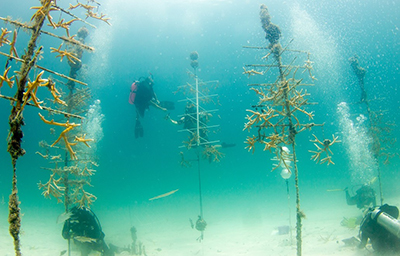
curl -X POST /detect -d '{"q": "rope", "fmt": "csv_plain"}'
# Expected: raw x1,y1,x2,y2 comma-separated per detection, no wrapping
286,179,293,244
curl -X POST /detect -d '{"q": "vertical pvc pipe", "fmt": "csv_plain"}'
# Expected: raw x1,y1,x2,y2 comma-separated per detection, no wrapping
195,75,204,240
196,76,200,146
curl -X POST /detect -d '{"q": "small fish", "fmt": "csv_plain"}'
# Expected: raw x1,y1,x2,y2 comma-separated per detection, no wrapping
326,188,345,192
149,189,179,201
57,212,72,224
74,236,97,243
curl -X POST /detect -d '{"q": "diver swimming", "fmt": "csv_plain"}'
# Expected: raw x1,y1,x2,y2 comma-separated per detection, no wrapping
129,75,174,138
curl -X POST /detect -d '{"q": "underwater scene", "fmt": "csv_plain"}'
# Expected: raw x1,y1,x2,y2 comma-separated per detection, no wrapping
0,0,399,255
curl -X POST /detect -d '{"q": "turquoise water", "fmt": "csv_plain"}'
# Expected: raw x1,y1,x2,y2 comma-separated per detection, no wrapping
0,0,399,255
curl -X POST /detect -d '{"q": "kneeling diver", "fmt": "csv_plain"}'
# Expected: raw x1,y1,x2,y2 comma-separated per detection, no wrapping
62,206,114,256
358,204,400,253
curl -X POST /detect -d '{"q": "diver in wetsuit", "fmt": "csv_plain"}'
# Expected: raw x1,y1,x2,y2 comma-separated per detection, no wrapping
62,206,114,256
166,102,210,144
166,102,236,149
129,76,169,138
359,204,400,253
345,184,376,209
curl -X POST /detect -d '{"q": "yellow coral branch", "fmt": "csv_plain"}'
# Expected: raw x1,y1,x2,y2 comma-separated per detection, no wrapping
74,134,94,148
50,43,81,64
243,67,264,77
0,27,11,47
0,66,15,89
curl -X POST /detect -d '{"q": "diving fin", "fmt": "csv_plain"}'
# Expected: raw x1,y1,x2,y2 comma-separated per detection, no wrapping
160,101,175,110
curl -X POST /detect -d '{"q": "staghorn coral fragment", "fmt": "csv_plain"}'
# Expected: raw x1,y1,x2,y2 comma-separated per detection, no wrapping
50,18,78,37
74,134,94,148
50,43,81,64
62,135,78,160
0,27,11,46
7,30,19,58
38,113,80,159
38,173,65,203
202,145,224,163
20,71,47,110
30,0,58,28
309,134,340,165
244,135,257,153
71,184,97,208
243,67,264,77
0,66,15,89
35,151,49,159
86,11,111,25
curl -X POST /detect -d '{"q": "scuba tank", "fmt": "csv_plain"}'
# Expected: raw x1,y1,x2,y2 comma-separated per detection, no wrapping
129,82,138,105
359,204,400,252
371,208,400,238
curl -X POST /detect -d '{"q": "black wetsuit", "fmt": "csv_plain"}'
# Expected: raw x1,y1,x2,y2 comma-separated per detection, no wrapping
359,204,400,253
62,207,114,256
134,79,155,118
133,78,156,138
346,185,376,209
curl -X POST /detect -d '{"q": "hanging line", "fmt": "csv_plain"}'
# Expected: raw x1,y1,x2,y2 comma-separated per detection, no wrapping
195,74,205,241
285,179,293,244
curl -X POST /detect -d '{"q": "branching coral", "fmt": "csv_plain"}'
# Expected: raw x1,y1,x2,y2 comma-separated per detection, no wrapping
245,135,258,153
45,78,67,106
0,27,11,46
243,67,264,77
86,11,111,25
50,18,78,37
21,71,47,110
74,134,94,148
38,172,65,203
80,165,96,176
179,151,191,167
69,2,96,12
68,2,111,25
70,183,97,207
243,108,278,131
1,2,109,255
3,29,19,58
50,43,81,64
19,71,67,112
38,163,97,208
0,66,15,89
38,113,80,159
30,0,58,28
242,5,330,256
202,145,224,163
309,134,341,165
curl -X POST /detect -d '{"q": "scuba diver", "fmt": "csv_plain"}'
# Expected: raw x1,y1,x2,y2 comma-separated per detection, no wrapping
166,101,210,144
359,204,400,253
166,101,236,149
345,184,376,209
129,75,174,138
62,206,115,256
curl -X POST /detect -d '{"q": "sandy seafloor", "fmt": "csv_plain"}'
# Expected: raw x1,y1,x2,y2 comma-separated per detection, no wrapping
1,193,399,256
